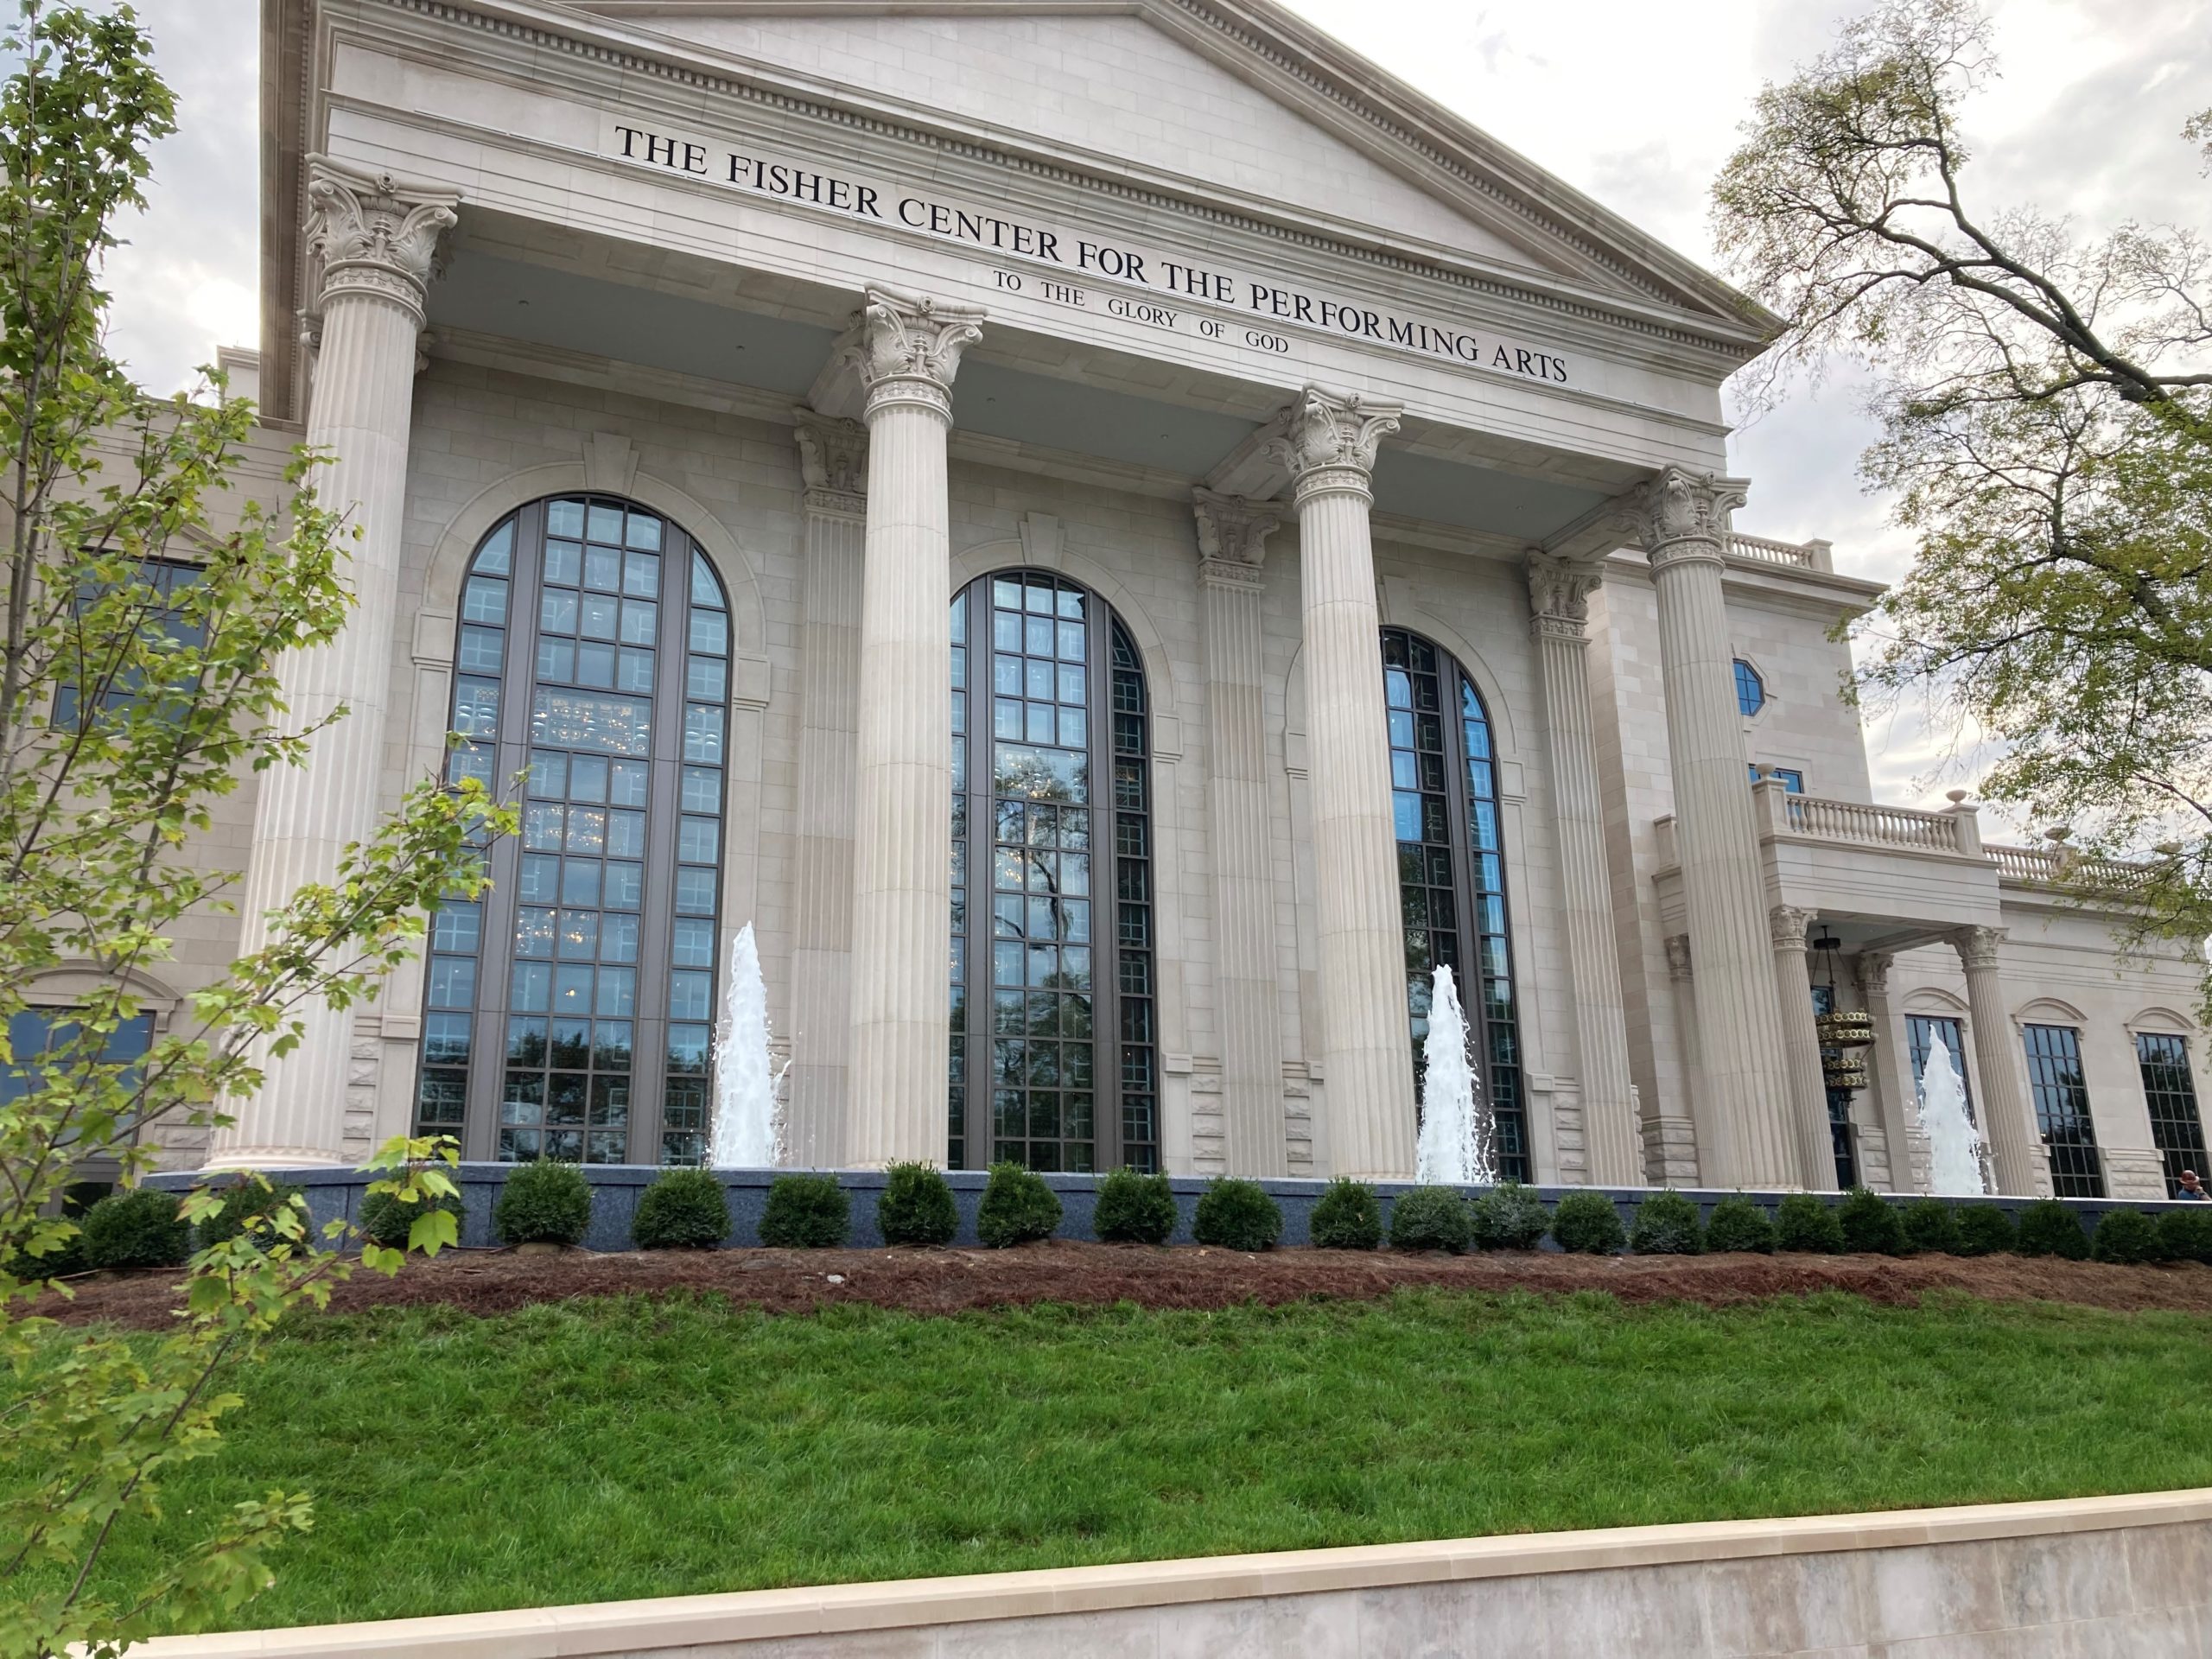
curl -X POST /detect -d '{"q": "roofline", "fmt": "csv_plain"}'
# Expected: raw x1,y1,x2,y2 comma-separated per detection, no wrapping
257,0,1783,421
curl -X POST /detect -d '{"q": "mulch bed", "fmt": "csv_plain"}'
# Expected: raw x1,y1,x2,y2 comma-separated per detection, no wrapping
35,1240,2212,1331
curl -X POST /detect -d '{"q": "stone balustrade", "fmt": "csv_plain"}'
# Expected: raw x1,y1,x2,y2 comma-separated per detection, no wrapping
1777,792,1969,854
1724,531,1834,572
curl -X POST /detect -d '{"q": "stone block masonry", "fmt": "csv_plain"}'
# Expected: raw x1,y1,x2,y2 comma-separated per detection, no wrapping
132,1490,2212,1656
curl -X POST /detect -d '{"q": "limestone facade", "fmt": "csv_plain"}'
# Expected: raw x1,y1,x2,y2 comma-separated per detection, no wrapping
99,0,2209,1198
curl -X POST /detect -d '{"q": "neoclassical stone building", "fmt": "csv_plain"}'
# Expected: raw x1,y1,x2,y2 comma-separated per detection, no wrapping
124,0,2207,1199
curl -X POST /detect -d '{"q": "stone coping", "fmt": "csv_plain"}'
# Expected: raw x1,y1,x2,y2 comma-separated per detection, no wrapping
135,1488,2212,1657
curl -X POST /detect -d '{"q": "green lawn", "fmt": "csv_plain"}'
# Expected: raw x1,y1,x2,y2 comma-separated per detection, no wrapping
59,1289,2212,1630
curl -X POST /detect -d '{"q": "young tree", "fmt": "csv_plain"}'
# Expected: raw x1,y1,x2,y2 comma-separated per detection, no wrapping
0,5,512,1652
1711,0,2212,1004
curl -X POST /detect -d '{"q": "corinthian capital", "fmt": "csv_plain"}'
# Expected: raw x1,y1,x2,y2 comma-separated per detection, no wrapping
843,283,987,421
1951,925,2008,969
1525,552,1602,642
1267,385,1402,505
303,156,461,321
1618,466,1747,571
1767,904,1817,950
792,407,869,514
1191,488,1281,590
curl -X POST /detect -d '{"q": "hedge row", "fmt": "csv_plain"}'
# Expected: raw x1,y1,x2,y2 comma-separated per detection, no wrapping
49,1173,2212,1268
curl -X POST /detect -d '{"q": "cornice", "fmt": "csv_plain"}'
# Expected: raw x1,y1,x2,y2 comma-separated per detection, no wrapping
342,0,1769,366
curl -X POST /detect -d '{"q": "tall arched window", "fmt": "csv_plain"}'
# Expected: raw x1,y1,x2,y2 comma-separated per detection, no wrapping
414,495,732,1164
1382,627,1528,1180
949,570,1156,1173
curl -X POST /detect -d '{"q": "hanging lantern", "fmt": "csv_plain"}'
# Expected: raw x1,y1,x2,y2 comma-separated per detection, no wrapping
1815,1008,1876,1049
1821,1054,1871,1091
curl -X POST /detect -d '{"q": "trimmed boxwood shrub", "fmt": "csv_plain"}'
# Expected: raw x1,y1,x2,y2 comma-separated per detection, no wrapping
1549,1191,1624,1255
759,1173,849,1249
1192,1178,1281,1251
1308,1178,1382,1250
1704,1195,1776,1255
359,1185,467,1250
2090,1208,2164,1266
1389,1185,1472,1254
1628,1190,1704,1255
1900,1199,1963,1256
632,1170,731,1250
1775,1192,1845,1254
2158,1206,2212,1265
1468,1181,1549,1251
1955,1205,2018,1256
1836,1187,1907,1256
494,1160,594,1248
1093,1166,1176,1245
878,1161,958,1247
194,1178,307,1249
2015,1199,2089,1261
977,1162,1061,1249
80,1188,192,1271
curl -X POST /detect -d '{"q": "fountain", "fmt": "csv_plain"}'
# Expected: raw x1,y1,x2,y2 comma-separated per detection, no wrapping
1414,964,1497,1186
1917,1039,1987,1196
709,923,785,1167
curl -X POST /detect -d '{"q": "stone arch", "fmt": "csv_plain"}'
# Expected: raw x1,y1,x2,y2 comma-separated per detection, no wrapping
2016,995,2088,1027
2128,1006,2198,1035
16,962,186,1031
1281,613,1524,767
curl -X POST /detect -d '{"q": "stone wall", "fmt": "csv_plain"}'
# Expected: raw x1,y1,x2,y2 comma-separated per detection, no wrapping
134,1490,2212,1657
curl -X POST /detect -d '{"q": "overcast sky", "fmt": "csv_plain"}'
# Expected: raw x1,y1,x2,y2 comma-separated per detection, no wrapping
93,0,2212,810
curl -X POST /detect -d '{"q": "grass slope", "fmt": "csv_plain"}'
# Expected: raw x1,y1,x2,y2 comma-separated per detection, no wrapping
60,1288,2212,1630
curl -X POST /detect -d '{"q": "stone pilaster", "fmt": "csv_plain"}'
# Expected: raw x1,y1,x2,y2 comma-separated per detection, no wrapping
1769,905,1838,1189
1649,934,1704,1183
207,157,459,1170
1858,951,1925,1193
1527,554,1638,1185
1268,387,1414,1179
1193,489,1289,1177
1621,467,1797,1189
1951,926,2051,1198
785,410,869,1167
844,286,985,1167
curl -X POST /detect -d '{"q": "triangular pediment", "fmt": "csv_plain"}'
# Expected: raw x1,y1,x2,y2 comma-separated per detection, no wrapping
568,0,1771,336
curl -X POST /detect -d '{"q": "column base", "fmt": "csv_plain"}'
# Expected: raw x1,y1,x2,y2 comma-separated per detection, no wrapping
200,1146,349,1173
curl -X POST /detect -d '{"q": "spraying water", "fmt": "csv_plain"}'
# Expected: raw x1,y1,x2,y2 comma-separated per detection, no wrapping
709,923,785,1168
1414,964,1496,1185
1916,1039,1986,1197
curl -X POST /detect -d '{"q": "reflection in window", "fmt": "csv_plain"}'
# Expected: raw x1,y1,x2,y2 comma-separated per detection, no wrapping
950,571,1154,1172
2022,1023,2104,1198
414,497,731,1164
2,1009,154,1103
2135,1033,2207,1199
1733,659,1765,717
1382,628,1527,1181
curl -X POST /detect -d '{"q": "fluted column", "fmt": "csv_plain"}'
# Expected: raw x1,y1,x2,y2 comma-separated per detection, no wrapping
1769,905,1839,1188
1622,467,1797,1188
844,286,985,1167
1952,926,2050,1197
1859,951,1924,1192
786,410,869,1167
207,158,459,1170
1193,490,1288,1176
1527,554,1638,1185
1270,387,1414,1179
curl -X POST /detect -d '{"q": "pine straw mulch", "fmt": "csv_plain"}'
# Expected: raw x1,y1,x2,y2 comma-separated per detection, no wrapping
33,1239,2212,1331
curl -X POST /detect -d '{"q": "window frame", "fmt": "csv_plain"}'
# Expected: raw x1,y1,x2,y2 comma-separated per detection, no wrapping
413,496,733,1166
2021,1022,2105,1198
1381,627,1529,1183
1732,658,1766,719
2134,1031,2209,1199
949,570,1154,1173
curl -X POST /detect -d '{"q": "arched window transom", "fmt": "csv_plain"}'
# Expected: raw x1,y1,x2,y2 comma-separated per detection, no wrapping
949,570,1155,1173
415,495,732,1164
1382,627,1527,1180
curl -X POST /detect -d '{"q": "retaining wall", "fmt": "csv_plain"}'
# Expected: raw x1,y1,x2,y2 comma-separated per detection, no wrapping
136,1489,2212,1657
146,1164,2189,1254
